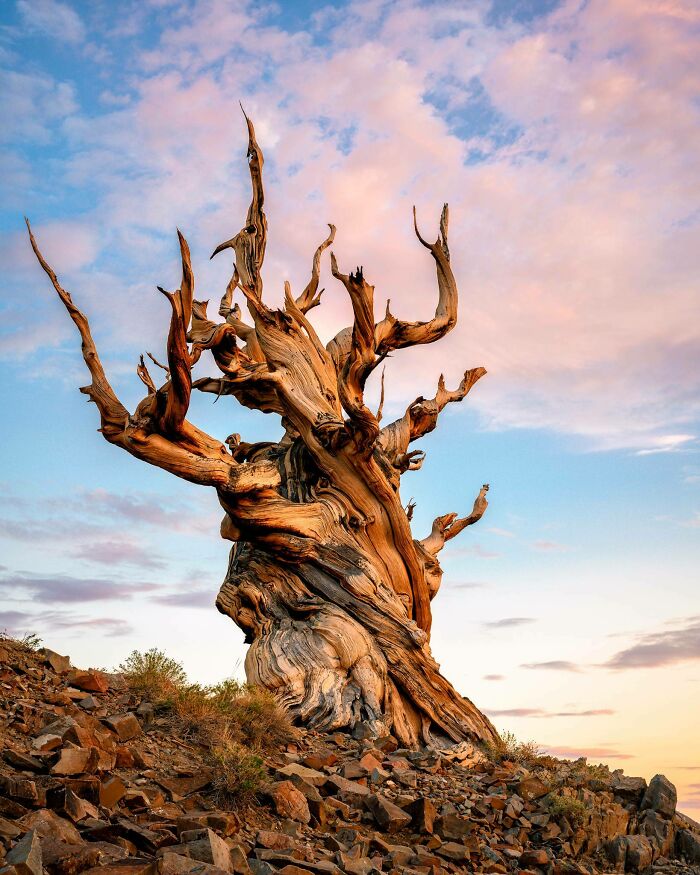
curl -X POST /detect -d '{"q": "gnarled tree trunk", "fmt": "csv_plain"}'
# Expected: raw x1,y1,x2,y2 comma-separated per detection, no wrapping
27,112,499,748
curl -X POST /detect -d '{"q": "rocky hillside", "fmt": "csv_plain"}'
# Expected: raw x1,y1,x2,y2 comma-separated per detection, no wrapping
0,637,698,875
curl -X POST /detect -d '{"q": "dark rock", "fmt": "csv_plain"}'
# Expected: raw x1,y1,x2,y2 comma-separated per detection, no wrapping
405,796,437,834
640,774,677,819
103,714,141,742
625,835,654,872
365,794,411,833
676,828,700,864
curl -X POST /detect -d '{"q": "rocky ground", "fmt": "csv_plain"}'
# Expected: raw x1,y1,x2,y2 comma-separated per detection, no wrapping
1,637,699,875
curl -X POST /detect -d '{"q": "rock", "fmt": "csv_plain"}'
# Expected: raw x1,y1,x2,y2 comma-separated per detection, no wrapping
78,697,98,712
275,764,327,788
19,809,82,845
229,846,251,875
268,782,310,824
611,772,647,802
640,774,677,819
99,777,127,809
517,776,550,800
177,828,232,872
324,775,370,798
155,772,214,799
519,848,549,868
2,751,43,772
103,713,142,741
365,794,411,833
32,734,63,753
436,841,470,862
405,796,437,834
39,838,100,875
43,650,71,674
51,749,93,777
676,828,700,864
62,789,99,823
639,809,675,857
5,829,42,875
65,670,109,694
437,813,473,841
0,816,22,839
625,835,654,872
256,831,294,850
606,835,628,871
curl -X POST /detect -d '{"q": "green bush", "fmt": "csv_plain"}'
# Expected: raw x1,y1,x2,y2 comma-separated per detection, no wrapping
117,648,187,703
210,740,268,806
545,791,589,825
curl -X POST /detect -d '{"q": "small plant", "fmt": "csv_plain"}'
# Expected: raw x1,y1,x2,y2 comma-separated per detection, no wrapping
545,791,589,825
117,648,187,703
209,739,268,806
0,631,43,651
485,730,543,766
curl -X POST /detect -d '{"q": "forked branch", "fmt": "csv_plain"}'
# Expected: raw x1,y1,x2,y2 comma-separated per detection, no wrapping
420,484,490,556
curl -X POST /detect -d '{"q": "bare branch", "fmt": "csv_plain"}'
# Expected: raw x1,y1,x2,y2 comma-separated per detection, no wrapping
157,230,194,437
375,204,457,354
210,109,267,299
25,218,129,441
295,224,336,313
379,367,486,468
419,485,490,556
330,254,380,450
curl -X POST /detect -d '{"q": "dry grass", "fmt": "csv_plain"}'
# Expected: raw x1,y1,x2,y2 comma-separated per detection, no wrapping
485,730,543,767
209,734,268,806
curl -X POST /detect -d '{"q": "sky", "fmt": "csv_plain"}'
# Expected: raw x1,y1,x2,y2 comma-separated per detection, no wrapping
0,0,699,813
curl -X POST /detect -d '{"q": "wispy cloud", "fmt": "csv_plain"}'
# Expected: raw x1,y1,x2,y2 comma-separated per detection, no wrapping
150,589,213,608
531,540,569,553
521,660,583,672
544,745,634,761
16,0,86,44
605,616,700,670
72,539,166,570
0,608,132,638
484,617,536,629
486,707,614,719
0,572,161,602
483,674,505,681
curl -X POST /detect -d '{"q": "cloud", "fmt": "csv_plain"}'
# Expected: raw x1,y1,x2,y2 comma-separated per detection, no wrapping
16,0,86,44
605,616,700,670
483,674,504,681
532,540,569,553
150,590,213,608
71,539,166,570
635,434,695,456
0,572,161,602
521,660,583,672
0,608,132,638
3,0,700,452
486,707,614,718
484,617,536,629
544,745,634,761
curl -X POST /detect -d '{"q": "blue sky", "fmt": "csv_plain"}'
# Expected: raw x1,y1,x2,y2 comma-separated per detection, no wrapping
1,0,699,810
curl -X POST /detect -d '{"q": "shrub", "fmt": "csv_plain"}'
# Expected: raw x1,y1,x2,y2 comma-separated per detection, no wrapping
485,730,542,766
0,631,43,651
117,648,187,703
545,791,589,825
209,739,268,806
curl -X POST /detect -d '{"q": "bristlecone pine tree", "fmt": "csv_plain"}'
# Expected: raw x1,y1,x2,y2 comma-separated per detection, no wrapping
27,115,498,748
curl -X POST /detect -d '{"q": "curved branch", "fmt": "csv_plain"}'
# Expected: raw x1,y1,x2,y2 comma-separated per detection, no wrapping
375,204,457,354
295,224,336,313
25,218,129,441
419,484,490,556
210,110,267,300
378,367,486,468
330,254,380,450
157,230,194,437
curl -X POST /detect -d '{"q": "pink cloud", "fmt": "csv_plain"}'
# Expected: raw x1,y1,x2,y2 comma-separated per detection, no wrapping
5,0,699,451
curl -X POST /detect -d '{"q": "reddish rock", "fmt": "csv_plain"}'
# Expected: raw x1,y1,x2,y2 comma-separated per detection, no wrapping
405,797,437,834
268,781,310,824
103,713,142,742
66,670,109,694
100,777,127,809
519,848,549,868
517,777,550,801
256,830,295,850
32,734,63,753
51,749,92,777
177,827,232,871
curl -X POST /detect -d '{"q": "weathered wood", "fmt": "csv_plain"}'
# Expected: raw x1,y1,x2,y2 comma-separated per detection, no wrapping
27,114,498,748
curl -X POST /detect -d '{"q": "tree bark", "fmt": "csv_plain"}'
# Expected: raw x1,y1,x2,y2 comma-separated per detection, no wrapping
27,112,499,748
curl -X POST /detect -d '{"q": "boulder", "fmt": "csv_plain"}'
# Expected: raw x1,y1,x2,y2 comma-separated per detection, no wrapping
624,835,654,872
517,776,550,801
638,808,674,857
676,828,700,864
99,777,127,809
177,828,232,872
640,774,676,819
405,797,437,834
43,650,71,674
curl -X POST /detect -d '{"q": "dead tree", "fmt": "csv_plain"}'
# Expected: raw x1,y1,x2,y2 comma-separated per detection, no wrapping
27,114,498,747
